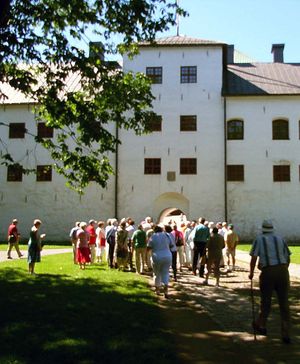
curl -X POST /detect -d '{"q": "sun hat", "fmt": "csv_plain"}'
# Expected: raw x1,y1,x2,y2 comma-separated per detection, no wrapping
262,220,274,233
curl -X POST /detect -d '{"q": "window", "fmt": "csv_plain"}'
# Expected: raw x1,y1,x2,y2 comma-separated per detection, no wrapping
144,158,161,174
37,123,53,138
227,119,244,140
180,115,197,131
36,165,52,181
146,67,162,84
7,164,23,182
273,165,290,182
227,165,244,181
272,119,289,140
9,123,26,138
180,66,197,83
180,158,197,174
148,115,162,132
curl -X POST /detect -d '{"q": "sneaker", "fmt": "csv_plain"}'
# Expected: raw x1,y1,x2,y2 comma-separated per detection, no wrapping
7,257,12,260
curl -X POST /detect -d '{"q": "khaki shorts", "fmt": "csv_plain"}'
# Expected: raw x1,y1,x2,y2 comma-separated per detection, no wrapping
226,248,236,257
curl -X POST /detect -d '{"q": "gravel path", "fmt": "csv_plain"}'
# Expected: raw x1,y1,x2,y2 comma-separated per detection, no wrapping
165,263,255,342
0,248,72,262
153,251,300,345
153,254,300,363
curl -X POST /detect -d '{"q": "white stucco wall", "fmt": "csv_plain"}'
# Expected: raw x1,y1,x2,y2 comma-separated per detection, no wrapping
0,104,116,241
120,46,226,224
226,96,300,240
2,45,300,242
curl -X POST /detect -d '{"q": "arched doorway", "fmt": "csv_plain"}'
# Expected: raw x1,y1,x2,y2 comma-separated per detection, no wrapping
153,192,189,225
158,207,187,226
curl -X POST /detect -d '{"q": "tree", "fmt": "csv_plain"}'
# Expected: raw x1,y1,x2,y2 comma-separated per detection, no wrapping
0,0,186,192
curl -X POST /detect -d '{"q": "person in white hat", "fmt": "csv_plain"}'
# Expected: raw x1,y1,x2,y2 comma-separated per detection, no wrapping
249,219,292,344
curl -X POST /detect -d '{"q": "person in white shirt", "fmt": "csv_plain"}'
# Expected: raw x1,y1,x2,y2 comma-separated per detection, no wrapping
249,220,291,344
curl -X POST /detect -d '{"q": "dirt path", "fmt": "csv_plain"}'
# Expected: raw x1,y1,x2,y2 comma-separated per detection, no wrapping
152,259,300,364
0,248,72,262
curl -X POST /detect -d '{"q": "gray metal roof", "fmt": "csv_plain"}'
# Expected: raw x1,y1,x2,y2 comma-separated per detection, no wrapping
139,35,225,47
225,63,300,96
0,82,34,104
0,69,81,105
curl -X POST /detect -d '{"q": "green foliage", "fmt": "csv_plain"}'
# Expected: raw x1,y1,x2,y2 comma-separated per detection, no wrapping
238,244,300,264
0,0,187,192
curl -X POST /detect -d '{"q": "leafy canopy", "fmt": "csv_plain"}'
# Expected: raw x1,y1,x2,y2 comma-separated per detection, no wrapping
0,0,186,192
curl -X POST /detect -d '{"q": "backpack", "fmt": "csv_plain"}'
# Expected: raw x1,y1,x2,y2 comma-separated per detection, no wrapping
175,233,183,247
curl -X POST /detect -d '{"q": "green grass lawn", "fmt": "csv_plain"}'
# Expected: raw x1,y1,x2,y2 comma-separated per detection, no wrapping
0,254,178,364
238,244,300,264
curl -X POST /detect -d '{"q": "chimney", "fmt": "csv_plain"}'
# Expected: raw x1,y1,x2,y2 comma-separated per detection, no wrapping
227,44,234,64
271,44,284,63
89,41,105,61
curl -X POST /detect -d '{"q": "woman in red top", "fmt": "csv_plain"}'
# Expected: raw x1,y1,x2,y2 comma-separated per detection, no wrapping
86,220,97,264
76,222,91,270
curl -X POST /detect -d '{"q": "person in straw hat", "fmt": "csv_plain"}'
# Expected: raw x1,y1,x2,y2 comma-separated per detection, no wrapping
249,219,292,344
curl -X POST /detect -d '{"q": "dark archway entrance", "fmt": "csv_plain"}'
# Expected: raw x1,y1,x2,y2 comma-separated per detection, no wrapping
158,207,187,226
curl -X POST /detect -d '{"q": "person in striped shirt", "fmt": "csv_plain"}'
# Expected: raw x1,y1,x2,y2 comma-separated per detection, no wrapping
249,219,291,344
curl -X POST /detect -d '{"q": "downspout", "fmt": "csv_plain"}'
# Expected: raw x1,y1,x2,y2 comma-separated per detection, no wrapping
223,97,228,222
114,121,119,220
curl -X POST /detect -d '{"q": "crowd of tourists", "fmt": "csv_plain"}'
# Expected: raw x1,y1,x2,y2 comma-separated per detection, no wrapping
5,215,292,344
68,215,293,343
68,216,239,284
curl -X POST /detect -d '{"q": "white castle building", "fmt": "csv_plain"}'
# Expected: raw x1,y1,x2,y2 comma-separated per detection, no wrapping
1,36,300,241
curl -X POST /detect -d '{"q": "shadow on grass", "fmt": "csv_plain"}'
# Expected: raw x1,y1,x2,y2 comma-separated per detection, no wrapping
161,271,300,363
231,279,300,361
0,267,179,364
2,264,299,364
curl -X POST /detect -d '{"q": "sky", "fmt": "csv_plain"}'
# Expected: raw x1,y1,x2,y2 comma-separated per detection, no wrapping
159,0,300,63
